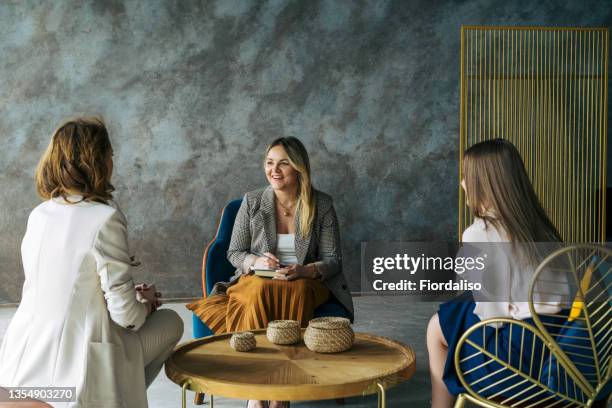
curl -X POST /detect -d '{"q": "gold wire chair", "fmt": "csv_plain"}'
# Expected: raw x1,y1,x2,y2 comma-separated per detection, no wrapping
453,244,612,408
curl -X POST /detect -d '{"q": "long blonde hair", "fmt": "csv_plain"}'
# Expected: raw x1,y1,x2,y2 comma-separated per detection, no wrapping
463,139,562,259
36,117,114,204
266,137,315,238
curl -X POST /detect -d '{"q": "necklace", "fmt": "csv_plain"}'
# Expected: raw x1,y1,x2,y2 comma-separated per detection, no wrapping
277,200,296,217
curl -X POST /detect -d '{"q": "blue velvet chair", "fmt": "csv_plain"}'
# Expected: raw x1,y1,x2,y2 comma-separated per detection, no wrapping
192,198,351,339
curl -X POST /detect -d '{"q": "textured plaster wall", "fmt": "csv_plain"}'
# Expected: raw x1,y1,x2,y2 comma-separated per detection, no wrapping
0,0,610,303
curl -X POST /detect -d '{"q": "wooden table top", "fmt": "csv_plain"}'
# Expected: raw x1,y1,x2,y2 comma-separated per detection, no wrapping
165,329,416,401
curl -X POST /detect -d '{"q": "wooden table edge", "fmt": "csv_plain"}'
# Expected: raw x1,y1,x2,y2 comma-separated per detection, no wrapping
165,331,416,401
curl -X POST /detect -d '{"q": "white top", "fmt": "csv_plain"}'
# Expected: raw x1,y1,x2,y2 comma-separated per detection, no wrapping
0,198,149,407
276,234,298,265
461,218,561,323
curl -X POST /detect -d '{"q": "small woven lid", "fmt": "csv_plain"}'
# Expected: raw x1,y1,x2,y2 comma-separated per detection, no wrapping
268,320,300,329
232,331,256,340
307,317,351,330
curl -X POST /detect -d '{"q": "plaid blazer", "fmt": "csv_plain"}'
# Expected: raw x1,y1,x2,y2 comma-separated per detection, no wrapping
213,186,354,320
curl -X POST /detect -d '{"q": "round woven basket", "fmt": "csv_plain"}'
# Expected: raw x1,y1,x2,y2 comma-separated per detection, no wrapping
266,320,301,345
304,317,354,353
230,331,256,352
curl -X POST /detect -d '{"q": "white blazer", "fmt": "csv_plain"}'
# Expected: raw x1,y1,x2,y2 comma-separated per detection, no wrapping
0,197,149,408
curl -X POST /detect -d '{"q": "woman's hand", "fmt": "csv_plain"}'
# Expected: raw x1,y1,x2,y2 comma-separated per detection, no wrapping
253,252,280,270
136,283,162,315
273,264,311,281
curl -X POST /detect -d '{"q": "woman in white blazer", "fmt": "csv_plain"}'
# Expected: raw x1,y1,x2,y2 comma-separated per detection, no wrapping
0,118,184,408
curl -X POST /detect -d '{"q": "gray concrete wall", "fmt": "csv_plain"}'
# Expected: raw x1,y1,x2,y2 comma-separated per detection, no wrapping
0,0,610,303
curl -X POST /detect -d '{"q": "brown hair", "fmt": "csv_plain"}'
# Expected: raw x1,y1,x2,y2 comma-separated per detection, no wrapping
463,139,562,258
36,117,114,204
266,137,315,238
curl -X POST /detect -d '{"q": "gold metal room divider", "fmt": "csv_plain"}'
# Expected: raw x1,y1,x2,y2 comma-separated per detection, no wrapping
459,26,609,243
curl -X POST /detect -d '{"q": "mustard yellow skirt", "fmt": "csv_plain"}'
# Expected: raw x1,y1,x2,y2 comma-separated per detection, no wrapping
188,275,330,334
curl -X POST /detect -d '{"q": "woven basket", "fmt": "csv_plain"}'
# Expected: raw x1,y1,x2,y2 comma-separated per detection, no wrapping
304,317,354,353
266,320,301,345
230,332,256,352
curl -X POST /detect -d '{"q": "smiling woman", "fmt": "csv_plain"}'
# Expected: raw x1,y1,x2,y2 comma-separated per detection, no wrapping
187,137,354,408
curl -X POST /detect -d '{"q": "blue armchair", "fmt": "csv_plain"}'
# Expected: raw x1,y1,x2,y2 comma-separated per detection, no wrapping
192,198,351,338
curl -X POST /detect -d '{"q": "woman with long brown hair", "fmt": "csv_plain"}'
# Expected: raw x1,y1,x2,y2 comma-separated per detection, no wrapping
0,117,183,408
188,137,353,408
427,139,562,408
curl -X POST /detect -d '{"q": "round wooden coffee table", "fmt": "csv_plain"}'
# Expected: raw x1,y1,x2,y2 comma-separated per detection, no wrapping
165,329,415,408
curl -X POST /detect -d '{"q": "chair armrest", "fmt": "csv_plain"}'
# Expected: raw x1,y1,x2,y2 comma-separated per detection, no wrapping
454,317,590,407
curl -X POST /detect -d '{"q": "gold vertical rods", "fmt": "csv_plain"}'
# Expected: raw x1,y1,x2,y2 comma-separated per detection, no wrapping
550,29,555,229
539,30,544,211
477,29,480,145
603,29,609,242
511,29,515,146
530,30,534,183
580,30,586,243
523,30,528,172
508,29,512,143
599,30,606,242
524,30,529,180
480,29,483,143
550,30,555,221
505,29,509,142
521,30,533,180
535,30,541,198
480,30,488,141
521,30,533,168
584,30,590,243
468,28,474,233
563,30,569,241
470,29,474,228
588,30,594,242
589,31,598,242
558,30,564,231
572,31,578,243
554,29,560,231
515,28,519,148
597,30,603,243
471,29,476,228
495,31,498,138
581,30,587,243
588,30,593,243
556,31,562,230
575,32,584,242
538,32,548,211
488,29,492,139
595,29,600,243
571,31,577,243
549,30,555,222
459,26,465,240
542,28,550,213
471,27,475,166
520,28,523,159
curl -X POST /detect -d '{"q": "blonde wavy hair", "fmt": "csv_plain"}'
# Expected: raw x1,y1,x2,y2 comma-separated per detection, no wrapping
266,137,315,238
36,117,114,204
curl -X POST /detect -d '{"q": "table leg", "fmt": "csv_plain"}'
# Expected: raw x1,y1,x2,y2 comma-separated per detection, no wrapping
181,380,191,408
376,382,386,408
194,392,206,405
210,394,214,408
